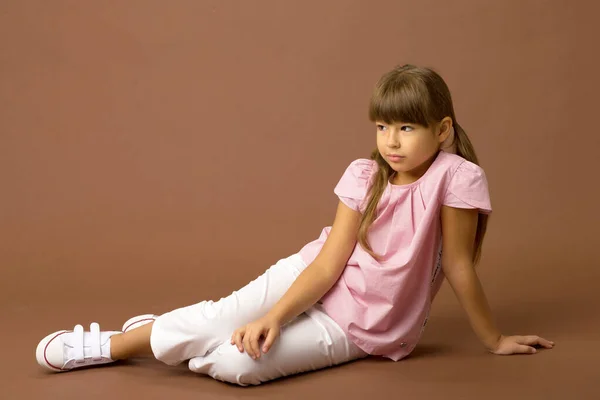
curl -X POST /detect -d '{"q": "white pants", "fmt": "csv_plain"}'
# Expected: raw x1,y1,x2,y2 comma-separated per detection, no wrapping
149,253,367,386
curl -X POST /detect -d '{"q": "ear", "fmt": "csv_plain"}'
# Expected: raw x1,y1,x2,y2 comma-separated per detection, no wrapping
437,117,453,143
438,117,456,154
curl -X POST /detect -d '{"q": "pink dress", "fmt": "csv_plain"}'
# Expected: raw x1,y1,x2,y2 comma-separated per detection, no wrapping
298,151,493,361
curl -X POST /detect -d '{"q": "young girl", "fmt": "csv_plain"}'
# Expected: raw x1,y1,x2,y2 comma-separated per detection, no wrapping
35,64,554,386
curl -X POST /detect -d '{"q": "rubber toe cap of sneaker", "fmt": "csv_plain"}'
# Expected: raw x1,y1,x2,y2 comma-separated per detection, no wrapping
36,330,68,372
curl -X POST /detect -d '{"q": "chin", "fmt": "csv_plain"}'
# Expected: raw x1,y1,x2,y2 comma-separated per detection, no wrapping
398,167,413,174
388,164,408,173
386,160,408,169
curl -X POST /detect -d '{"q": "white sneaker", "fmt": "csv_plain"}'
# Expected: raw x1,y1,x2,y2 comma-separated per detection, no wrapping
121,314,158,333
36,322,120,372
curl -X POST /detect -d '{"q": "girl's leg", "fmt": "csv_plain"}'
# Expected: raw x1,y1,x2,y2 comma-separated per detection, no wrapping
187,305,368,386
109,322,154,360
36,253,308,372
149,253,308,366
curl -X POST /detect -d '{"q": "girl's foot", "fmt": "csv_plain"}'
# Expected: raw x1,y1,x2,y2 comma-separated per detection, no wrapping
121,314,158,333
36,323,120,372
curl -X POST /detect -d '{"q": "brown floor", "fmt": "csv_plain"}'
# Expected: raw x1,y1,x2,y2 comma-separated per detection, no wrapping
2,1,600,399
2,251,598,399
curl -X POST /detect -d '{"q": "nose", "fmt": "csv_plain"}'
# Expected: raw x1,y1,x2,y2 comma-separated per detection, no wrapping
387,129,401,148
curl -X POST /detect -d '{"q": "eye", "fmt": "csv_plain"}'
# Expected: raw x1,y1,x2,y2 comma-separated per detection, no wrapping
401,125,414,132
376,124,387,131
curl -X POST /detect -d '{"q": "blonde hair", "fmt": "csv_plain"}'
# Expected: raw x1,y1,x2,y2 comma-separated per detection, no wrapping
358,64,488,265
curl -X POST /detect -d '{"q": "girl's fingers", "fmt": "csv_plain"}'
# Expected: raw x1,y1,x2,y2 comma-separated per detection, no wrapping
243,331,256,359
534,337,555,348
242,332,250,356
233,330,245,352
516,344,536,354
520,335,555,349
250,331,262,359
263,329,277,353
520,335,539,345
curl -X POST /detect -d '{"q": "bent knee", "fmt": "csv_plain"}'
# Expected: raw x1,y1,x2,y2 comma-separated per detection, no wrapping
188,344,266,386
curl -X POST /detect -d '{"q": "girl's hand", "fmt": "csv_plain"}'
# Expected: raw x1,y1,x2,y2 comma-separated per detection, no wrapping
490,334,555,355
231,316,281,360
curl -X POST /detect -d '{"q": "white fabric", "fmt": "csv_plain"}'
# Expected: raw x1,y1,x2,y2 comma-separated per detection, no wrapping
150,253,367,386
73,324,84,363
90,322,102,361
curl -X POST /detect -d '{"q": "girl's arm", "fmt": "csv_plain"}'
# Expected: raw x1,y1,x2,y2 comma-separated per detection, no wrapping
266,200,361,325
440,206,502,350
440,206,554,354
232,200,361,358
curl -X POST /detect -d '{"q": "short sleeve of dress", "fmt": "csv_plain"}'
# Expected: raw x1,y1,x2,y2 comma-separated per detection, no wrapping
333,159,376,212
443,160,492,214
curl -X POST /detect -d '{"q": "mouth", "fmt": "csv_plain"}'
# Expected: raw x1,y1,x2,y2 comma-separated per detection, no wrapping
387,154,405,162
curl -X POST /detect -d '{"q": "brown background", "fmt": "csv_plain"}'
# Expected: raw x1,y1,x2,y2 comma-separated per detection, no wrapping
1,0,599,399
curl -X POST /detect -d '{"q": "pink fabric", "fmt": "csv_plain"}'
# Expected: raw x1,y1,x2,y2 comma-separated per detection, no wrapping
298,151,492,361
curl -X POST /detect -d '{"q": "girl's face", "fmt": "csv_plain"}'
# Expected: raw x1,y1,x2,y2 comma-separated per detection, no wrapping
375,119,451,184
